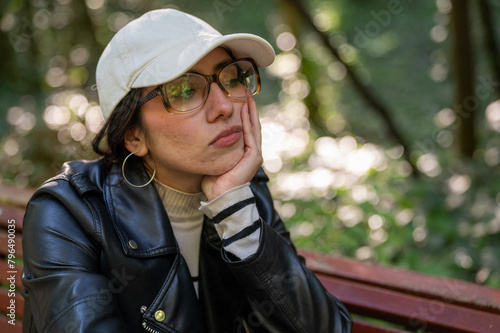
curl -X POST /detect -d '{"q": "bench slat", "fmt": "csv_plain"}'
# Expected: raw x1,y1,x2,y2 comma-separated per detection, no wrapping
353,319,410,333
0,230,23,259
316,273,500,332
0,289,24,317
299,249,500,314
0,314,22,333
0,203,25,231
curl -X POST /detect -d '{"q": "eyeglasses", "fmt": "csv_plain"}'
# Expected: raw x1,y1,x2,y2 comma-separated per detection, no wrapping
137,58,261,114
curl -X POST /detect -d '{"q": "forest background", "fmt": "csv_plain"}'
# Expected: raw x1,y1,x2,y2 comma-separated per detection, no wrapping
2,0,500,287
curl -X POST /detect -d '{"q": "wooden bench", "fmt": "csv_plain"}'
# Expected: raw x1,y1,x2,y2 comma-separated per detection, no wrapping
0,184,29,333
298,249,500,332
1,184,500,332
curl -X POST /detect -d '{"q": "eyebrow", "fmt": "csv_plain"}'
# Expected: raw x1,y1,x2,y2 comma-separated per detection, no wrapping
189,58,233,74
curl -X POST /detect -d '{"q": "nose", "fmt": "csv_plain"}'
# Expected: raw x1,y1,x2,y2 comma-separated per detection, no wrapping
205,82,234,122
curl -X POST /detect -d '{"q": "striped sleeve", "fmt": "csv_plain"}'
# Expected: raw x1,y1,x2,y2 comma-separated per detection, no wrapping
199,183,261,260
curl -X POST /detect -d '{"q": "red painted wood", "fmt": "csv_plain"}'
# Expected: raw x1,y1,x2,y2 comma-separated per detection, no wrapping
353,319,410,333
0,231,23,258
299,249,500,314
0,203,25,231
316,273,500,332
0,288,24,317
0,185,28,327
0,314,22,333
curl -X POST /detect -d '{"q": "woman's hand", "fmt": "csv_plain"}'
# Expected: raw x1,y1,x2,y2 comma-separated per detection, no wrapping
202,97,262,201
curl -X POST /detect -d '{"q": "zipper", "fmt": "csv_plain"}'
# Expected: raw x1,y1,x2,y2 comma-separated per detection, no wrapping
242,318,251,333
142,321,161,333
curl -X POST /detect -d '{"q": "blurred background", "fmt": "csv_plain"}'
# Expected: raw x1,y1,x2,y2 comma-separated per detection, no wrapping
1,0,500,287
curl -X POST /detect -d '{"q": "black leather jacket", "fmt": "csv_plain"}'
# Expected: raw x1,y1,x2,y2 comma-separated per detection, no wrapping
22,158,352,333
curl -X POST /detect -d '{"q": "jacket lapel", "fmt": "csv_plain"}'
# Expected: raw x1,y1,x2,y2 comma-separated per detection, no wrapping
104,156,178,258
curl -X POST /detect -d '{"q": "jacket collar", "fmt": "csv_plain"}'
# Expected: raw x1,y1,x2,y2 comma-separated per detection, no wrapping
64,158,270,259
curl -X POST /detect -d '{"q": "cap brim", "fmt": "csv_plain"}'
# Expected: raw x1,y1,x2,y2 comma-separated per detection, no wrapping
131,33,275,89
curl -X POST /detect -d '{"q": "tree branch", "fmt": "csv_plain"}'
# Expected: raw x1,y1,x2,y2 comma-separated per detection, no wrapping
282,0,419,177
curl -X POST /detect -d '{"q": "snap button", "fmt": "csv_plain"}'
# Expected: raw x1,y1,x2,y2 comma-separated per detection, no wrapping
128,240,137,250
140,305,147,314
155,310,165,322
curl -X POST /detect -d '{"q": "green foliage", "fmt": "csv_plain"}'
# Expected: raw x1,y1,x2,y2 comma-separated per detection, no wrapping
279,156,500,287
261,0,500,288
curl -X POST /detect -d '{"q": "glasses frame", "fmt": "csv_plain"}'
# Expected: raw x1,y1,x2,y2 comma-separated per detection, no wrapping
137,58,261,114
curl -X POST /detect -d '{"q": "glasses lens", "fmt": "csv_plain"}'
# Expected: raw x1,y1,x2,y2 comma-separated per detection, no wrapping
161,74,207,112
220,60,259,98
158,60,259,113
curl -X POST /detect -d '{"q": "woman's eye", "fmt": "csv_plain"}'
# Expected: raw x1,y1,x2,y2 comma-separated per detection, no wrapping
226,78,241,87
221,72,241,87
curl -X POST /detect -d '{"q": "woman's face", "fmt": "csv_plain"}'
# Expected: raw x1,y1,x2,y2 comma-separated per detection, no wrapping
126,48,248,193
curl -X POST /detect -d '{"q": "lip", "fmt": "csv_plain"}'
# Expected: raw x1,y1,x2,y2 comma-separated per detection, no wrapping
210,125,243,148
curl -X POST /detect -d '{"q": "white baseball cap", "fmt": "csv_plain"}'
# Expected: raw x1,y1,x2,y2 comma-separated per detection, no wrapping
96,9,275,118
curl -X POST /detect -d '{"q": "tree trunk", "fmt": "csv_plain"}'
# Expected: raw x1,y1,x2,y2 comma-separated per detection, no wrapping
450,0,476,158
477,0,500,99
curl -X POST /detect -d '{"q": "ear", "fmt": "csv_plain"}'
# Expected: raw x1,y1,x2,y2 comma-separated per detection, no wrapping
124,127,148,157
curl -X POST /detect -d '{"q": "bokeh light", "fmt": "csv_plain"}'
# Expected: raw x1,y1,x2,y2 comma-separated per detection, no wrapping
486,100,500,132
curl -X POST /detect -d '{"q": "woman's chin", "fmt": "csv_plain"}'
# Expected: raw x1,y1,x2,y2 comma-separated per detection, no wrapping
207,151,244,176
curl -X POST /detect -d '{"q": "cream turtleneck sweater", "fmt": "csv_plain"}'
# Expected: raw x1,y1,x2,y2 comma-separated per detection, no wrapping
154,180,261,297
154,180,206,295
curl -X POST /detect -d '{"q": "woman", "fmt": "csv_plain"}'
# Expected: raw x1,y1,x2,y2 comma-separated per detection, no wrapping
22,9,352,333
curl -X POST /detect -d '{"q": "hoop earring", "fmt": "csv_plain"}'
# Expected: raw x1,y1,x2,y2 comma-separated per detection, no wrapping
122,151,156,188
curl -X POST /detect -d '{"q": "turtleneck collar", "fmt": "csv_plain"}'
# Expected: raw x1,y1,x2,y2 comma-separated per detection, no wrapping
153,179,206,221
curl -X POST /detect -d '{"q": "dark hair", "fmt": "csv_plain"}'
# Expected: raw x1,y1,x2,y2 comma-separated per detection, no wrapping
92,88,144,167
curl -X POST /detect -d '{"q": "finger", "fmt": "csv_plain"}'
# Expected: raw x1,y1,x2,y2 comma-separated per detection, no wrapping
246,96,262,151
241,102,257,150
241,103,263,170
243,103,263,171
